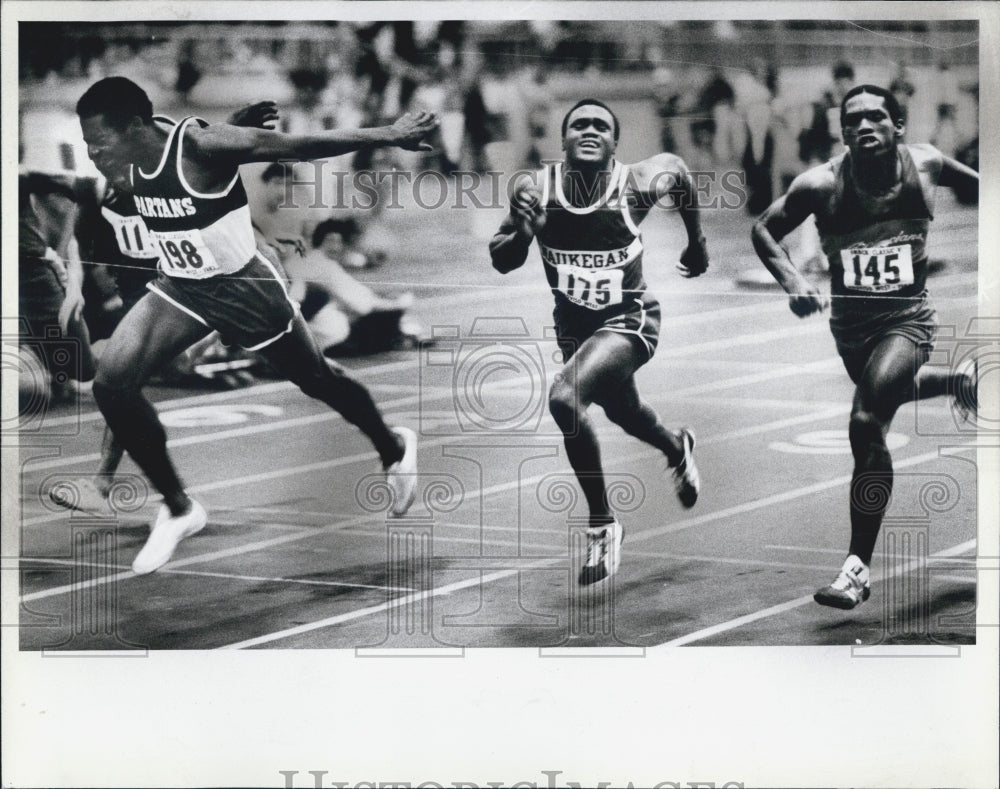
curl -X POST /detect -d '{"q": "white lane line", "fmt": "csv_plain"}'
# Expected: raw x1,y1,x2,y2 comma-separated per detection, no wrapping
627,551,839,573
654,539,978,647
16,557,413,592
217,441,975,648
220,558,562,650
18,403,858,604
20,267,978,472
766,545,849,555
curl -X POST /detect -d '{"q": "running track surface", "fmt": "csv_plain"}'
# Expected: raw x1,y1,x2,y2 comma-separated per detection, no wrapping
13,191,985,651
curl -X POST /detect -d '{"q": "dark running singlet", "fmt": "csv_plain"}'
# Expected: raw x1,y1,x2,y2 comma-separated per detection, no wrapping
816,144,935,317
536,160,653,324
130,116,256,279
101,183,160,299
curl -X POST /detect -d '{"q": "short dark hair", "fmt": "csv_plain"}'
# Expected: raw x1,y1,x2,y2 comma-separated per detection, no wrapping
312,217,361,248
76,77,153,130
561,99,620,141
261,162,291,183
832,61,855,81
840,84,905,126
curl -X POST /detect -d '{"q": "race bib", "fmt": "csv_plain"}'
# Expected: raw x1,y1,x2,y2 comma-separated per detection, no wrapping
555,265,624,310
150,229,221,279
840,244,914,292
101,209,159,260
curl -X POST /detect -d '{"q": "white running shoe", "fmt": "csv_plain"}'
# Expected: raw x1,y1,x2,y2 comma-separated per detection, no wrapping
49,477,113,516
672,428,700,508
131,500,207,575
578,520,625,586
385,427,418,517
814,554,871,610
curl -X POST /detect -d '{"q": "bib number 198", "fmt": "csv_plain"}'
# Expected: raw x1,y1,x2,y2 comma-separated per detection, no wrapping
158,239,204,270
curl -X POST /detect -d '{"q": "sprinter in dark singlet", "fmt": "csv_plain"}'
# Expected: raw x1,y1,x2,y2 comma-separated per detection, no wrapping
490,99,710,586
752,85,979,609
51,104,280,516
76,77,437,575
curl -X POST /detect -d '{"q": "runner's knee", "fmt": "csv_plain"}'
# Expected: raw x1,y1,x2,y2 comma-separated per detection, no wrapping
548,379,581,431
849,410,889,463
93,358,142,404
294,358,353,402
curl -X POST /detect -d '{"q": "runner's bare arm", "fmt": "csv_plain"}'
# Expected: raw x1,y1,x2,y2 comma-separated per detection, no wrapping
186,110,439,164
490,174,544,274
938,151,979,194
752,172,829,317
645,153,710,277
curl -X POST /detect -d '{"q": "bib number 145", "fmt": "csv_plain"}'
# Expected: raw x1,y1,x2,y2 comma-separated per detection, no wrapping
840,244,914,292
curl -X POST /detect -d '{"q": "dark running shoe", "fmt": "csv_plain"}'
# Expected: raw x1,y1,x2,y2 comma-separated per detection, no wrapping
672,428,700,508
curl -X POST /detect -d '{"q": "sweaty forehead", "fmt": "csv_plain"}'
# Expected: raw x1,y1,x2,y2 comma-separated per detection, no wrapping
566,105,614,128
844,93,890,116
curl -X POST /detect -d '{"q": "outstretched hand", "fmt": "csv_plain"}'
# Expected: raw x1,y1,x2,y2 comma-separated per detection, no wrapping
677,240,709,278
390,110,440,151
229,101,279,129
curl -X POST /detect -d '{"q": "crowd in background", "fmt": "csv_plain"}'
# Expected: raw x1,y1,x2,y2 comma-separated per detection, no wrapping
16,20,981,405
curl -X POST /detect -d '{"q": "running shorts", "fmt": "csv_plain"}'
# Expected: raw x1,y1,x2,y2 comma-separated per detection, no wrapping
147,250,298,351
830,291,938,384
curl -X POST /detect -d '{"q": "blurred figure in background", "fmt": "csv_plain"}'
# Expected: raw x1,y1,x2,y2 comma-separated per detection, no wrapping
889,64,916,124
521,64,553,169
290,219,419,357
18,167,96,411
282,68,338,134
695,68,738,166
735,58,778,215
930,59,960,158
798,60,855,166
793,60,857,273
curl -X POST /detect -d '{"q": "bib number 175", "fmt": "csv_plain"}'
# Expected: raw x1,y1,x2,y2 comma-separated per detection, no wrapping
555,266,623,310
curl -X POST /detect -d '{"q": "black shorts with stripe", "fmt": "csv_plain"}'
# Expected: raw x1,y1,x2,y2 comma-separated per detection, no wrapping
830,291,938,384
147,250,298,350
554,294,661,364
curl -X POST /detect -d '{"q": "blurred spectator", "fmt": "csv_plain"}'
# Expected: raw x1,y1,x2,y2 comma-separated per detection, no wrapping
289,220,419,356
889,65,916,123
734,58,777,215
282,68,337,134
931,60,960,157
18,168,96,409
697,69,739,165
798,60,855,165
461,59,494,173
953,82,978,205
520,64,553,168
652,66,681,154
174,40,201,102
